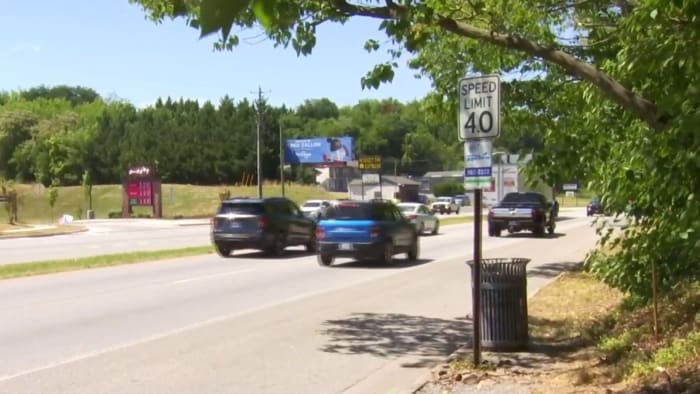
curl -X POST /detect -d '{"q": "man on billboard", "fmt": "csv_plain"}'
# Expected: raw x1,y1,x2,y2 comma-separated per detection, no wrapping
324,138,351,162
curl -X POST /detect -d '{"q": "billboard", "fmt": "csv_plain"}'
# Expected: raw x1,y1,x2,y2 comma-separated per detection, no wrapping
285,137,354,165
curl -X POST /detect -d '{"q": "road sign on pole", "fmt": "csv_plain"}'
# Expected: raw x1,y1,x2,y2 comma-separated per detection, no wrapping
459,75,501,141
464,139,493,190
459,74,501,367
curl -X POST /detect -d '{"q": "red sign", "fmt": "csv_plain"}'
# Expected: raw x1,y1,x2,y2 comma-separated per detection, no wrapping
127,181,152,205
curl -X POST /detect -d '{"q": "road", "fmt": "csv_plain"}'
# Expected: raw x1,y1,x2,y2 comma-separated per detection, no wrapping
0,219,212,265
0,210,474,265
0,210,598,394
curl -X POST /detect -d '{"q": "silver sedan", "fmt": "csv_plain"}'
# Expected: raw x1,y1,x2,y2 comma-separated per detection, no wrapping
397,202,440,235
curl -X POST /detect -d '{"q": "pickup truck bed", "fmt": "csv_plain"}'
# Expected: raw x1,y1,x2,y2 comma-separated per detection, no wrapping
487,192,556,237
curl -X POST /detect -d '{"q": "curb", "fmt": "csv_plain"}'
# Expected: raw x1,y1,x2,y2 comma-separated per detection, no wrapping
0,226,89,240
405,268,577,394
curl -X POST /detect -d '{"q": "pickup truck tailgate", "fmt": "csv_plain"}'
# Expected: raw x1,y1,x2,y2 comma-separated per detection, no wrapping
491,207,533,218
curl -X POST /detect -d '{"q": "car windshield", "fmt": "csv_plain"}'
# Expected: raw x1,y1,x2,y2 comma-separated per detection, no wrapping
437,197,452,202
303,202,321,208
590,198,601,205
398,205,417,213
218,202,263,215
501,193,542,203
325,203,383,220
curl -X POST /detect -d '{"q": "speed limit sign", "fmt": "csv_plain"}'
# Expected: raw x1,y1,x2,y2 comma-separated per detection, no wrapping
459,75,501,141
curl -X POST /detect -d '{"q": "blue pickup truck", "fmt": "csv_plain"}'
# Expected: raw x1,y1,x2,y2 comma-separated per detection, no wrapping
315,200,419,266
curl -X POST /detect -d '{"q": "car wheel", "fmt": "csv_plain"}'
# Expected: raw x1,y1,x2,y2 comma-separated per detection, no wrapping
431,221,439,235
317,254,334,266
268,233,286,256
379,241,394,265
456,208,460,214
407,236,419,262
534,225,546,238
547,224,555,235
305,233,317,253
215,243,232,257
418,222,425,235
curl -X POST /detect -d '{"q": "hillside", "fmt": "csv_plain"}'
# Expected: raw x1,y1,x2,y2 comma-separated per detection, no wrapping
1,183,346,224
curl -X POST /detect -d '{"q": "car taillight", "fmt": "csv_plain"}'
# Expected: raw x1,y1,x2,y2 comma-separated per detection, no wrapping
531,210,540,219
488,209,495,218
408,214,417,220
315,227,325,240
211,217,218,226
370,226,380,238
258,216,268,229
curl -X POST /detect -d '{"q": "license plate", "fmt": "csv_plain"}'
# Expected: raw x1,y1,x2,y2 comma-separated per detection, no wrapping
338,243,353,251
508,221,518,227
230,222,241,228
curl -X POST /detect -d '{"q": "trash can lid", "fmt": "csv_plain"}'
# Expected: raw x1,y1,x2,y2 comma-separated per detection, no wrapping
466,258,531,266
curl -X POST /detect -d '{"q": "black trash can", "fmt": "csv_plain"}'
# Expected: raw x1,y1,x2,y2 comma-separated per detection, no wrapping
466,258,531,351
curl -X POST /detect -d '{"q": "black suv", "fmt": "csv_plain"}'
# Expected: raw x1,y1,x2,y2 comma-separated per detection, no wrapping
210,197,317,257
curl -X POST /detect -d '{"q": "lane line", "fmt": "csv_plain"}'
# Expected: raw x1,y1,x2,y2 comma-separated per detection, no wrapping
169,268,258,285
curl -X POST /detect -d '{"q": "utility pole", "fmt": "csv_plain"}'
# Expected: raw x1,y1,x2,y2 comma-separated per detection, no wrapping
279,122,285,197
253,86,270,199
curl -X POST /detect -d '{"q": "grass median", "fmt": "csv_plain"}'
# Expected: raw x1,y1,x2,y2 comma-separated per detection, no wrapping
1,216,472,281
0,246,214,280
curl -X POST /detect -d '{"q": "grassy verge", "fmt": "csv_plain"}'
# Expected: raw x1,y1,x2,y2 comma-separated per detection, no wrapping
0,246,214,280
0,183,346,224
440,216,474,226
593,281,700,393
430,270,624,392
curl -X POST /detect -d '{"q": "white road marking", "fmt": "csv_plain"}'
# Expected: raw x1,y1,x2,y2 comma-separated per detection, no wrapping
169,268,258,285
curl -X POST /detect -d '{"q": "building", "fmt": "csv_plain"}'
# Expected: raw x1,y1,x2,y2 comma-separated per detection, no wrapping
347,175,420,201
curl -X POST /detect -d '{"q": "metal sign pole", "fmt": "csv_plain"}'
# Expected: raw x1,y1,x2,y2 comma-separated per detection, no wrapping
473,188,482,366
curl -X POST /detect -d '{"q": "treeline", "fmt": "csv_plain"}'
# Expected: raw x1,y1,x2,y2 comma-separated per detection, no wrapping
0,85,539,186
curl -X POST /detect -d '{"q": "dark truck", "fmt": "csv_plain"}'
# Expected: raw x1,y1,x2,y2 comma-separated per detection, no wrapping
487,192,556,237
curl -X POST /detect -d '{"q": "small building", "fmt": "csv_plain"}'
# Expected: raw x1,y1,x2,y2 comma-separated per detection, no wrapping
347,175,420,202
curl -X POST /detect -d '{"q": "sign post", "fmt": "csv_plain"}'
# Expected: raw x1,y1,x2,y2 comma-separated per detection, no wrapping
459,74,501,366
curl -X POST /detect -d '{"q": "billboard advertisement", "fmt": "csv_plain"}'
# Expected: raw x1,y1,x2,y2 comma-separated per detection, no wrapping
285,137,354,165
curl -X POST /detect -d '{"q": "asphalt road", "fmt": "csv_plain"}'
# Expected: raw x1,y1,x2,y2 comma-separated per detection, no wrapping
0,210,598,394
0,209,473,265
0,219,212,265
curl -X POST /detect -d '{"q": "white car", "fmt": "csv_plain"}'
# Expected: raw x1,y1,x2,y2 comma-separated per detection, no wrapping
430,196,460,214
397,202,440,235
301,200,330,220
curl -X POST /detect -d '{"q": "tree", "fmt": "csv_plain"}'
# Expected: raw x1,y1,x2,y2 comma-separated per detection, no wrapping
131,0,700,299
48,183,59,222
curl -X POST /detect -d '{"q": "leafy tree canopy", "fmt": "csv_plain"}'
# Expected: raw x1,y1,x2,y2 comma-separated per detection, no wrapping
130,0,700,298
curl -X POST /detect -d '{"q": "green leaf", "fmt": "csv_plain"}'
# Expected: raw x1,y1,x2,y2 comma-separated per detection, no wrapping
252,0,275,30
650,9,658,20
364,39,380,52
199,0,251,39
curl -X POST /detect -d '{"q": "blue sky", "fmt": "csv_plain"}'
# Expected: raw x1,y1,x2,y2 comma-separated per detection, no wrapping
0,1,435,109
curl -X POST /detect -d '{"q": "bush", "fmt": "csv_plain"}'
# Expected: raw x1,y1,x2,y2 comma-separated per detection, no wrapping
108,211,122,218
219,189,231,201
433,182,464,197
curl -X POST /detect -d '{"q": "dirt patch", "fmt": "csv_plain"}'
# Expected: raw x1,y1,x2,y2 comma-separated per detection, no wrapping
418,271,624,394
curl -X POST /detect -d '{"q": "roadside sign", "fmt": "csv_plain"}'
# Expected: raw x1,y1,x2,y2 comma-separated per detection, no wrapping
359,155,382,170
562,182,579,192
464,139,493,190
459,75,501,141
362,173,380,184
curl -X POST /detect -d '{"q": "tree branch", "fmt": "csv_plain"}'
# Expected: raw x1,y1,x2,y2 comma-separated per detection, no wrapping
434,17,666,130
331,1,666,130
